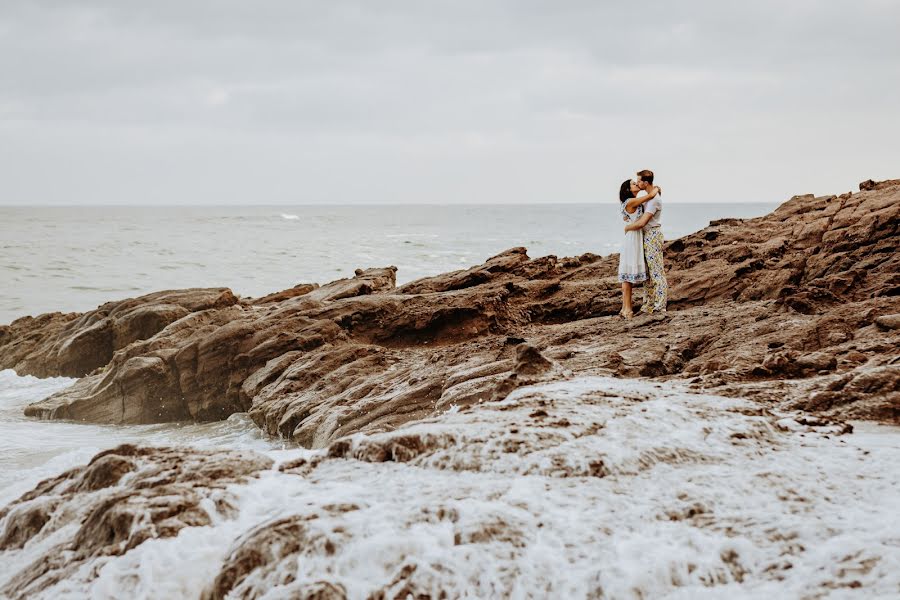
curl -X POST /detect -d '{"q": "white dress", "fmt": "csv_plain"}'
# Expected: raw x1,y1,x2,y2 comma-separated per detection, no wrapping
618,202,647,283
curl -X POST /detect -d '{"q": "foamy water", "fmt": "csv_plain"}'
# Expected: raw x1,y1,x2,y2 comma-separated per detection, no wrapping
2,376,897,598
0,370,286,508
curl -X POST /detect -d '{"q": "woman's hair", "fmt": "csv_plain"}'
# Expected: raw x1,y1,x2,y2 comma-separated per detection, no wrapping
619,179,635,202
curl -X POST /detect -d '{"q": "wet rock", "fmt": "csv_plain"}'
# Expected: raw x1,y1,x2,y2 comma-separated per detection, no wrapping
4,377,898,598
201,516,310,600
0,444,272,598
0,497,61,551
202,508,360,600
191,378,830,598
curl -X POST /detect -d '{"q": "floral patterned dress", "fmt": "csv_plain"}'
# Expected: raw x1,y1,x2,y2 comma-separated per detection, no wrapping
617,202,647,283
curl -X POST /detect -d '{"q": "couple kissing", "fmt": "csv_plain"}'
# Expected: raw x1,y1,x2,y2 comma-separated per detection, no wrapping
617,169,668,319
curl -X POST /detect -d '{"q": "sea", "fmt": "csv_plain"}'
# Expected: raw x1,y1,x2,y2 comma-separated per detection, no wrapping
0,203,777,324
2,203,899,598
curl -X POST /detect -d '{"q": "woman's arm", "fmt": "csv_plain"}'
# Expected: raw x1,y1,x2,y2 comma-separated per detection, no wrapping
625,186,658,212
624,211,654,231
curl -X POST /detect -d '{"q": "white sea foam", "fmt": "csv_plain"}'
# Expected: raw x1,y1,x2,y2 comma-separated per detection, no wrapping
280,213,300,220
3,376,897,598
0,369,284,507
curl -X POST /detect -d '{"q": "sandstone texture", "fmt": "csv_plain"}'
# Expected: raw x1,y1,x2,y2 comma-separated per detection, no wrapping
1,179,898,441
0,288,238,379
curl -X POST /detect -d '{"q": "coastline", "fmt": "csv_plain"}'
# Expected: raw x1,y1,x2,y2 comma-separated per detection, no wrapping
0,180,898,598
0,202,778,326
1,377,897,598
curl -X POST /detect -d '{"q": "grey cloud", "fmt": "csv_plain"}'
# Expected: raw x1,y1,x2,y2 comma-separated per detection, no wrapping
0,0,898,205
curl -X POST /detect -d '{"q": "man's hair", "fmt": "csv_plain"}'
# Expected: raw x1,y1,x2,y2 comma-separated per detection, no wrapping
637,169,654,185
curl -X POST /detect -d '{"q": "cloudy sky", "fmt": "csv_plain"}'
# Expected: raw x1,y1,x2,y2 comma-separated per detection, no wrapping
1,0,898,205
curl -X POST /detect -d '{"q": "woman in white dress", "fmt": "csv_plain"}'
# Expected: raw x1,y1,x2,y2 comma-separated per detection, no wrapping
617,179,660,318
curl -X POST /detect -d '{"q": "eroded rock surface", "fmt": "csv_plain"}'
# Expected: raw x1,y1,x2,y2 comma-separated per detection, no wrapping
0,288,238,378
0,444,272,599
1,179,898,439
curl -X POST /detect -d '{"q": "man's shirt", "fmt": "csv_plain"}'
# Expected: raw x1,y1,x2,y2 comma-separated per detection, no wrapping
644,197,662,228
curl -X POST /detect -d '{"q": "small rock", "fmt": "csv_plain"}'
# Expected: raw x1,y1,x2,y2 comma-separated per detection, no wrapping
514,344,553,377
796,352,837,373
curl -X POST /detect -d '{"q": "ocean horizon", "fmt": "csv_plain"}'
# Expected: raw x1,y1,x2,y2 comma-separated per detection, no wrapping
1,202,777,324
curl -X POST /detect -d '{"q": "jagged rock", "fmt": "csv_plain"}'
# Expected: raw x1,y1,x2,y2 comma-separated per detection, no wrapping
1,180,899,438
513,343,553,376
0,444,272,599
249,283,319,305
490,343,559,402
0,288,237,377
792,364,900,420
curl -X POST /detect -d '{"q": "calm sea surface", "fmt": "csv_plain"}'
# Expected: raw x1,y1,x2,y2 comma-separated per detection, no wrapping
0,203,775,324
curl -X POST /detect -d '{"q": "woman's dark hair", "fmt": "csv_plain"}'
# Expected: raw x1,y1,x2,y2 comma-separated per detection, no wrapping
619,179,634,203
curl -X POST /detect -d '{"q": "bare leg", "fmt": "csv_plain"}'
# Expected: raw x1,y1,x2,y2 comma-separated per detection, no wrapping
621,282,634,318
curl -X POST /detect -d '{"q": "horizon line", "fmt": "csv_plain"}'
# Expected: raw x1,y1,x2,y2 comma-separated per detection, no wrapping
0,200,781,208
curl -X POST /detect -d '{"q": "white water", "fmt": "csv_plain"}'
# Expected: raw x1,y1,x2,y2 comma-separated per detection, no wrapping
2,375,898,598
0,369,286,508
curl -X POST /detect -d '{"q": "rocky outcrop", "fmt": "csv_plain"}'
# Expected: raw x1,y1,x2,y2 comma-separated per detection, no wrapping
0,444,272,599
1,179,898,437
0,288,238,378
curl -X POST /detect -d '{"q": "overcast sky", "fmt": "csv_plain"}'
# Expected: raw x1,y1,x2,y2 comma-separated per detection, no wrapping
1,1,898,205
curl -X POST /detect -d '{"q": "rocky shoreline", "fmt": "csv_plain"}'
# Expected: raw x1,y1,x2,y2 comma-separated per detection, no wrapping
1,378,896,598
0,179,898,598
2,179,897,438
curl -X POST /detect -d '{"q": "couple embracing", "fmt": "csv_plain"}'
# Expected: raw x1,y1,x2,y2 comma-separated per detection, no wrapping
617,169,668,319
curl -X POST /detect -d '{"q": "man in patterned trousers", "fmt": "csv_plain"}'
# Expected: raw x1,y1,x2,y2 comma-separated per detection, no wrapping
627,169,668,314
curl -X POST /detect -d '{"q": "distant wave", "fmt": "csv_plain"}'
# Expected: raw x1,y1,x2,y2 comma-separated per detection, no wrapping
280,214,299,220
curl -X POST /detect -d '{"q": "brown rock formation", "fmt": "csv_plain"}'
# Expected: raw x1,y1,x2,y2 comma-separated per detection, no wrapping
0,444,272,599
1,179,898,439
0,288,238,378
